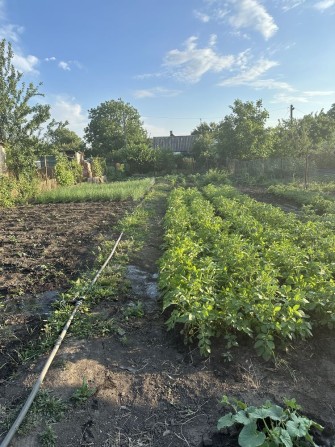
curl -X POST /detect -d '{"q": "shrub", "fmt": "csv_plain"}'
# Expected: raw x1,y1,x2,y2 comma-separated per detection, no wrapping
55,154,76,186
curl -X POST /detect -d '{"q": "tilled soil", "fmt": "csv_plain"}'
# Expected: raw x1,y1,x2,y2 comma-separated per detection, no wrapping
0,201,133,381
1,191,335,447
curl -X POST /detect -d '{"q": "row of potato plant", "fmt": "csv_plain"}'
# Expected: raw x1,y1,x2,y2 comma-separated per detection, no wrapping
268,183,335,215
159,186,335,360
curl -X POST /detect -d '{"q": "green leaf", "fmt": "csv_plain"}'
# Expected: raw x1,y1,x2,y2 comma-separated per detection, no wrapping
238,421,266,447
217,412,235,429
235,410,253,425
286,417,310,438
279,429,293,447
249,405,285,422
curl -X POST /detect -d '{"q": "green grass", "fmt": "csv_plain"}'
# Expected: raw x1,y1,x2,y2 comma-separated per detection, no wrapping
34,178,155,203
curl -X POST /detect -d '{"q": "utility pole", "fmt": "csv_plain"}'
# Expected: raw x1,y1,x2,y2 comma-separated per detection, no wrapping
290,104,295,122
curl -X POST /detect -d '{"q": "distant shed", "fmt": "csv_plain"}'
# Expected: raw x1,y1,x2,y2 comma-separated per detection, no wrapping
152,131,197,155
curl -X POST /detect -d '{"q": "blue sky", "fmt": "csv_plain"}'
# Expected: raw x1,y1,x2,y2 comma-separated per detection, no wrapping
1,0,334,138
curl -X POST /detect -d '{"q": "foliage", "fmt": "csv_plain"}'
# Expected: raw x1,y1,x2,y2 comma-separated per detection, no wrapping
71,378,96,404
216,99,272,161
39,425,57,447
217,396,323,447
0,39,50,178
0,175,16,206
91,156,106,177
153,147,177,174
34,177,155,203
268,183,335,215
115,142,156,174
0,173,39,207
42,119,85,154
191,132,218,168
84,98,148,160
54,154,77,186
159,183,335,358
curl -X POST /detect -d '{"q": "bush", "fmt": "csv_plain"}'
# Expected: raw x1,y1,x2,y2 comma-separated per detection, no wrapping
91,157,106,177
55,154,76,186
0,175,16,206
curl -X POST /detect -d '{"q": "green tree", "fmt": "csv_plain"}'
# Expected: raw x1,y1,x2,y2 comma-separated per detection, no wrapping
43,119,85,154
191,132,218,169
84,99,148,161
191,121,218,136
115,143,156,174
216,99,272,161
327,103,335,120
0,39,50,178
293,112,335,187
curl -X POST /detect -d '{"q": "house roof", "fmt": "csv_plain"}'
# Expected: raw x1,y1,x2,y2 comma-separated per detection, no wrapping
152,135,197,153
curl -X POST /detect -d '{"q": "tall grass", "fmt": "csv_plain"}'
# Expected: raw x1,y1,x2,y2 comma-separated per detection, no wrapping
34,178,155,203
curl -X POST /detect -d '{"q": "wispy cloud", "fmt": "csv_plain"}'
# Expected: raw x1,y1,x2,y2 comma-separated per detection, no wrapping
50,95,88,137
193,9,211,22
314,0,335,10
134,87,182,99
45,56,56,62
0,23,24,42
0,0,40,75
272,90,335,104
280,0,307,12
59,61,71,71
303,90,335,97
219,57,294,91
163,35,236,83
200,0,278,40
58,60,83,71
228,0,278,40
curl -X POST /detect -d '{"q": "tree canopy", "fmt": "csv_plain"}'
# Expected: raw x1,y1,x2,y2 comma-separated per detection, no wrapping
84,99,148,160
0,39,50,177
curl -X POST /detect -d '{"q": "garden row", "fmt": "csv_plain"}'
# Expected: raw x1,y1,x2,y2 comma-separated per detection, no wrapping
159,185,335,360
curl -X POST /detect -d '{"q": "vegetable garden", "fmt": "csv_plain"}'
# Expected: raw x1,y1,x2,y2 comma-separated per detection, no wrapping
160,184,335,360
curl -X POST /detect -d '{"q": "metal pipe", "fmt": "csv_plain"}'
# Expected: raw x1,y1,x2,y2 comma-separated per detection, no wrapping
0,233,124,447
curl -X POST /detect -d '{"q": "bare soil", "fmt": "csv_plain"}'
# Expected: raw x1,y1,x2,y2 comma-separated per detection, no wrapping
1,190,335,447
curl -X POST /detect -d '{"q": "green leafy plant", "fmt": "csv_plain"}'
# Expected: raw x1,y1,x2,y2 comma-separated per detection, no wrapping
123,301,144,319
39,425,57,447
217,396,323,447
71,377,96,404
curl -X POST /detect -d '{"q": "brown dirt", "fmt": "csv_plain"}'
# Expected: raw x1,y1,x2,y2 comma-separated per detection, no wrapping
1,190,335,446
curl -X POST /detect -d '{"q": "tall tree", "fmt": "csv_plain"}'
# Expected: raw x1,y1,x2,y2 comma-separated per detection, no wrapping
84,98,148,160
0,39,50,177
216,99,272,161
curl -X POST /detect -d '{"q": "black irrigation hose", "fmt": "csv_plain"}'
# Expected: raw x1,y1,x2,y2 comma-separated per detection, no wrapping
0,232,124,447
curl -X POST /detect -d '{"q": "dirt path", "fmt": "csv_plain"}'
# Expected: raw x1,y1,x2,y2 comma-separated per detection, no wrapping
1,185,335,446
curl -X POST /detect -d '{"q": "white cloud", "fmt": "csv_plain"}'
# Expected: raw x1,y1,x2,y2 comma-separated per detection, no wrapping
304,90,335,96
134,87,182,99
219,58,281,86
164,36,235,83
13,53,39,74
45,56,56,62
0,23,24,42
228,0,278,40
193,10,211,22
218,57,294,91
50,96,88,137
272,92,310,103
280,0,306,12
59,61,71,71
314,0,335,10
141,120,169,137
